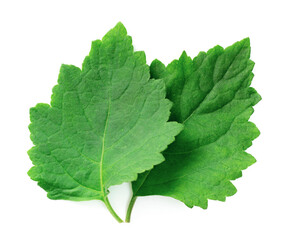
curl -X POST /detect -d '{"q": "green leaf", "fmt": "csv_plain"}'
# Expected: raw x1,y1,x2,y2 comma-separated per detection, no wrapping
129,38,261,216
27,23,182,222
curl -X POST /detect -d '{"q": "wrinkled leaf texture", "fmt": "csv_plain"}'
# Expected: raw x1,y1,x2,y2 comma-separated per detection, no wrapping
28,23,182,202
131,38,261,209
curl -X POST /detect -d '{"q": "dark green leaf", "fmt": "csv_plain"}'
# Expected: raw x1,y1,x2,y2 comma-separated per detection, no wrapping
131,38,260,209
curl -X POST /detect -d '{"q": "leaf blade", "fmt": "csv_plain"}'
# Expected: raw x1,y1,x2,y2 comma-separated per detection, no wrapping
133,38,261,209
28,22,183,203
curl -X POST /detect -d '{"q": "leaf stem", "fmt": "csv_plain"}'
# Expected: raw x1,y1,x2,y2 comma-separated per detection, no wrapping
103,196,123,223
125,196,137,223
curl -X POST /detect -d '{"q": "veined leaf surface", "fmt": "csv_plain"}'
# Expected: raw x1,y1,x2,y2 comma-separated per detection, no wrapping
130,38,260,210
28,23,182,208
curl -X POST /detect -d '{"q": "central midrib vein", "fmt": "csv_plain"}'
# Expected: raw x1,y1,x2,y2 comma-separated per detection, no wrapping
100,98,111,198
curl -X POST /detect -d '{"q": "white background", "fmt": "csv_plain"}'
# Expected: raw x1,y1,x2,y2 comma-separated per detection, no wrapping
1,0,286,239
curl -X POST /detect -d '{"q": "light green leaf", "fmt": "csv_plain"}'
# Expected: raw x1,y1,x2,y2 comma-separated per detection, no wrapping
28,23,182,222
129,38,260,215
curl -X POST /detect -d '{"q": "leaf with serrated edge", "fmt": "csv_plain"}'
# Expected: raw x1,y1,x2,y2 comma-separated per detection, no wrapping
27,23,183,222
128,38,260,220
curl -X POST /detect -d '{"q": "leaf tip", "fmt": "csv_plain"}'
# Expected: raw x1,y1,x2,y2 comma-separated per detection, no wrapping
115,21,126,30
150,59,166,79
237,37,251,50
106,22,128,38
242,37,250,45
180,50,188,59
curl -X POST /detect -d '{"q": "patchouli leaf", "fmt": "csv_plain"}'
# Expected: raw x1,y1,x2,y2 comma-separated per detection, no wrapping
28,23,183,202
132,38,261,209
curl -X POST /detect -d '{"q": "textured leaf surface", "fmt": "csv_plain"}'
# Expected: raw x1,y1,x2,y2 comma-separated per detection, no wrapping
132,38,261,209
28,23,182,202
